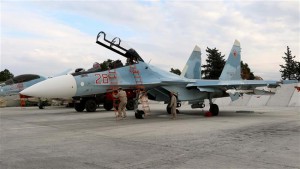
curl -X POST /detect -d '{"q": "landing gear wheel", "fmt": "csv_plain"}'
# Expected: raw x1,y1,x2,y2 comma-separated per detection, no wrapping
126,100,135,110
103,101,113,111
135,110,145,119
74,102,85,112
38,104,44,109
85,99,97,112
209,104,219,116
38,100,45,109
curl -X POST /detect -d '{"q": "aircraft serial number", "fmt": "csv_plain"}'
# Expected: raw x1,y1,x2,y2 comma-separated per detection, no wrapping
95,74,109,84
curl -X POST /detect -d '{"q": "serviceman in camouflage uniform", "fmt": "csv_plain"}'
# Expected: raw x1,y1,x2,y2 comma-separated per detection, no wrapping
113,87,127,119
169,91,177,119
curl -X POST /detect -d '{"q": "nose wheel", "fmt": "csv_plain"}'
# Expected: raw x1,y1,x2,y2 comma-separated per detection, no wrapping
135,110,145,119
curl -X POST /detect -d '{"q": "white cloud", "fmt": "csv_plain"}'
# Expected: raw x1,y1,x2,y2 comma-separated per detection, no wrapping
1,1,299,80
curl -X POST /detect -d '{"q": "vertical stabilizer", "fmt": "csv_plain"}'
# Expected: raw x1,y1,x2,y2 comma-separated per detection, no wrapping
219,40,241,80
180,45,202,79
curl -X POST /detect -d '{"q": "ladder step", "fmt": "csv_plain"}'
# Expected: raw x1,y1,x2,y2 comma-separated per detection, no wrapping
129,64,146,92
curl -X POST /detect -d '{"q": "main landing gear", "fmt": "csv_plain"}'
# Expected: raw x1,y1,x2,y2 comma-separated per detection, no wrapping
208,94,219,116
74,99,97,112
209,103,219,116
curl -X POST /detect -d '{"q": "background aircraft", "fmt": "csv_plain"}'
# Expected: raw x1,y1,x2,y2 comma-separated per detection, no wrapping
20,31,296,118
0,74,47,108
1,69,73,108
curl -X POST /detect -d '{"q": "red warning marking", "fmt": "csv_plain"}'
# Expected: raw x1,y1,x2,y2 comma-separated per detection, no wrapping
295,86,300,92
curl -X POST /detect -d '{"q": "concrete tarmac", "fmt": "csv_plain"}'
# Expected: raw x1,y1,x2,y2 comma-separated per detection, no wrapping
1,104,299,169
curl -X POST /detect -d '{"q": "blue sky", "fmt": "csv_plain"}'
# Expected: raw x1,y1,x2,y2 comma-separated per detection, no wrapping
1,0,299,80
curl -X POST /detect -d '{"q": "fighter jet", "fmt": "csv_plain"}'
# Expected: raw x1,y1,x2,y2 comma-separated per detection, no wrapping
20,31,294,117
0,74,47,108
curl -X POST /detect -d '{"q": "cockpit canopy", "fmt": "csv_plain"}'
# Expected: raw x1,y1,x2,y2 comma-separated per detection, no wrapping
3,74,42,85
96,31,144,62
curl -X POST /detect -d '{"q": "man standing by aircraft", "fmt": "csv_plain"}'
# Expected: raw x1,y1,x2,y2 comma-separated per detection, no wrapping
169,92,177,119
113,87,127,119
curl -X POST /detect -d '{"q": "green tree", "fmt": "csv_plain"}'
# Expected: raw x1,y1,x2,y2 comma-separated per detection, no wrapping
0,69,14,82
170,68,181,75
295,61,300,81
279,46,298,80
241,61,255,80
201,47,225,79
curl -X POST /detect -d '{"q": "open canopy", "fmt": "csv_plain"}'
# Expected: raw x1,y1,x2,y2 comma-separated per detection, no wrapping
96,31,144,62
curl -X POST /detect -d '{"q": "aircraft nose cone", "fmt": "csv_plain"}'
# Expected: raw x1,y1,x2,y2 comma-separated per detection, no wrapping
20,74,77,98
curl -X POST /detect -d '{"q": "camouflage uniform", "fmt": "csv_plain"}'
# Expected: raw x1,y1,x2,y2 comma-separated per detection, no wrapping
169,93,177,119
114,88,127,118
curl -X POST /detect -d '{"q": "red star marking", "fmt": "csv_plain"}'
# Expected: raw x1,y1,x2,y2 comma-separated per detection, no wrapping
233,50,237,57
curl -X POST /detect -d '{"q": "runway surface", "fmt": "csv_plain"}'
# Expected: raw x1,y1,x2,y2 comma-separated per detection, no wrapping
1,104,299,169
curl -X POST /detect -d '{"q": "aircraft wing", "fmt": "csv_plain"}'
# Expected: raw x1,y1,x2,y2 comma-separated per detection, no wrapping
186,80,280,89
185,79,297,101
187,80,298,89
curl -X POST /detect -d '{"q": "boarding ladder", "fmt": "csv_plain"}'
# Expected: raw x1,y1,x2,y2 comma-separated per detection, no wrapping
129,64,144,89
106,64,119,118
129,64,150,118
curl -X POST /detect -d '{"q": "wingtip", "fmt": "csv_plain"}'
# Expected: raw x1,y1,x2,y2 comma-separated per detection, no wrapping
234,40,240,46
193,45,201,52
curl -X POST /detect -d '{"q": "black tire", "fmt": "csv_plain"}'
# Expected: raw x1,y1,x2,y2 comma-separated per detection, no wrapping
85,99,97,112
135,110,144,119
38,104,44,109
126,100,135,110
103,101,113,111
74,102,85,112
209,104,219,116
38,101,45,109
